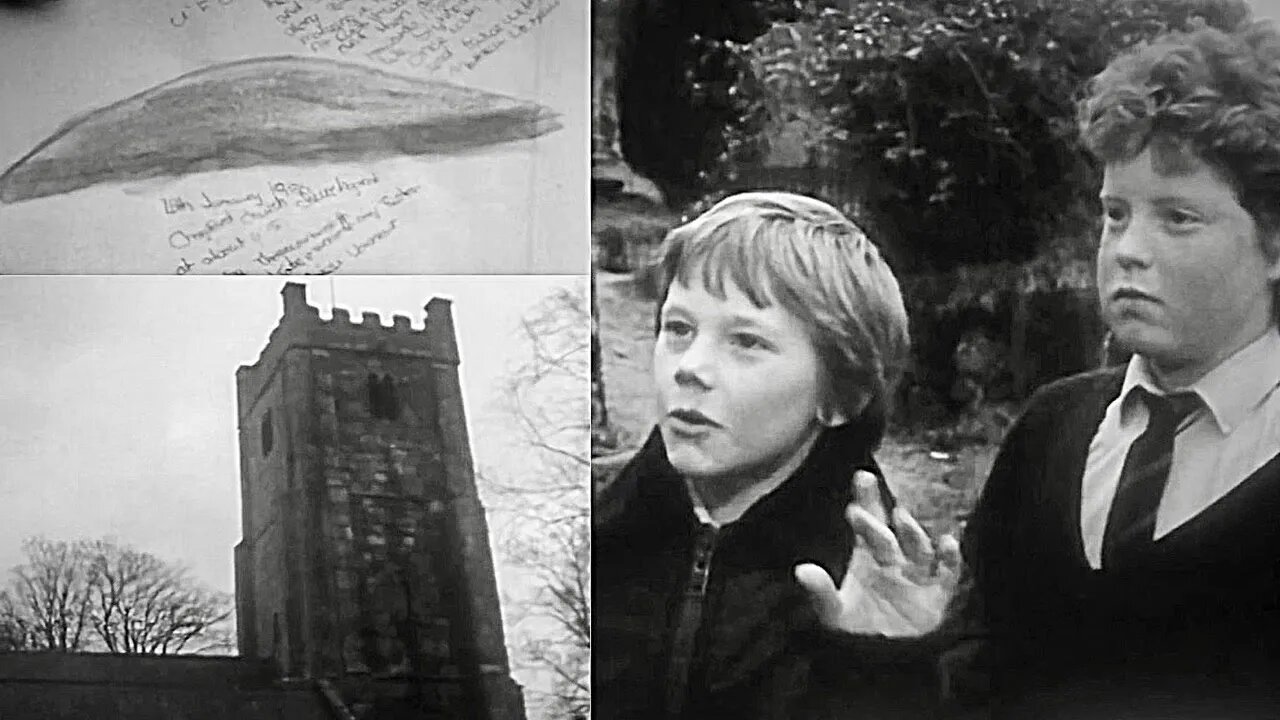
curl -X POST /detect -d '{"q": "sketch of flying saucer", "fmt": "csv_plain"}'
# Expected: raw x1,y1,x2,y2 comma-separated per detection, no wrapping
0,55,563,203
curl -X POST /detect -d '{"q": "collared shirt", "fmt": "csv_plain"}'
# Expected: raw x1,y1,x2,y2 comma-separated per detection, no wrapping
684,477,722,529
1080,328,1280,569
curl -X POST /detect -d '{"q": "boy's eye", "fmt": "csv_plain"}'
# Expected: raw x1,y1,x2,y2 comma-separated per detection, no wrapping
1103,204,1128,224
1164,208,1201,226
730,332,770,351
661,319,693,338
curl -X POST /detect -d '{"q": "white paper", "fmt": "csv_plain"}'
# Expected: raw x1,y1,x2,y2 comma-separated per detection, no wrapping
0,0,586,274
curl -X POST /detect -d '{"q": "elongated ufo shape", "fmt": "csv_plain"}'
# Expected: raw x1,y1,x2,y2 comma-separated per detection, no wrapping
0,55,562,203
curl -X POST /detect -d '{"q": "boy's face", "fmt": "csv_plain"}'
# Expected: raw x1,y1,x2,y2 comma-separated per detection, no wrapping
1098,146,1280,386
653,278,830,485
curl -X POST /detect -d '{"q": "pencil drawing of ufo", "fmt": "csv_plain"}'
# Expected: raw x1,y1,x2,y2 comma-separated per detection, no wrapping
0,55,563,203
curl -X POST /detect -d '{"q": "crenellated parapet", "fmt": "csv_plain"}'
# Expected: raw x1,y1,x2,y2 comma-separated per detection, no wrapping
232,280,525,720
237,283,459,422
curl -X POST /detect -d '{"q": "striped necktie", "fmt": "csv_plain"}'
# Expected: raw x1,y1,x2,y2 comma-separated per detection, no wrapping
1101,388,1201,570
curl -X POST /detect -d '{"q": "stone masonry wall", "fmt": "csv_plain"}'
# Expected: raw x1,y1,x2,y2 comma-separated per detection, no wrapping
236,284,525,720
237,370,292,669
310,349,462,698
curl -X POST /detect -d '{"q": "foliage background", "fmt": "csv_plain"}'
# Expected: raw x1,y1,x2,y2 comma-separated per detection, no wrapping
602,0,1253,422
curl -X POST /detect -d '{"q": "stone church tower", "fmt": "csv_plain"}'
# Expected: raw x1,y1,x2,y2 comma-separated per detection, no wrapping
233,283,526,719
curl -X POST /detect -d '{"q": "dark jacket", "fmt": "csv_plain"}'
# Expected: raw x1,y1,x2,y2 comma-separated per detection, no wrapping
592,424,937,719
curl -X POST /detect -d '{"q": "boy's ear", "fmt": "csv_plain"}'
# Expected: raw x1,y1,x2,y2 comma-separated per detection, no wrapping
1267,245,1280,283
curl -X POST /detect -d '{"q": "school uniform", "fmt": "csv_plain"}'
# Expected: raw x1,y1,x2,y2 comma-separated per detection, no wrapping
959,329,1280,718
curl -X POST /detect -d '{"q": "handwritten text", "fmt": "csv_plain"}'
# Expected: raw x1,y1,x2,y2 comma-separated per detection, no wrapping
259,0,561,75
163,174,421,275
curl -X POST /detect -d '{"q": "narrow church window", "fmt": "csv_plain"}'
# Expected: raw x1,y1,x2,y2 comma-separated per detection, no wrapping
381,375,399,418
368,372,400,420
261,409,274,456
272,613,281,659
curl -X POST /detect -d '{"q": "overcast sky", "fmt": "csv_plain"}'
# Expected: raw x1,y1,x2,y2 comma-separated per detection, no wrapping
0,275,582,609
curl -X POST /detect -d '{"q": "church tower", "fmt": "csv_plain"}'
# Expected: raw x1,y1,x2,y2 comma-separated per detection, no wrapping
233,283,526,719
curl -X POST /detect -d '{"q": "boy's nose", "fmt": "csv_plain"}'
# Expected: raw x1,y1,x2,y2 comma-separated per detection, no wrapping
1109,218,1155,271
673,339,715,390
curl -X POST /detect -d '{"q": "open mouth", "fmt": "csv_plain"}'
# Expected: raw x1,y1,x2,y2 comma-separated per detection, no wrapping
667,409,720,428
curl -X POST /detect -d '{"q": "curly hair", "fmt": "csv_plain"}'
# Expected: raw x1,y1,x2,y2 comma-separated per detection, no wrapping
1079,17,1280,242
654,192,910,446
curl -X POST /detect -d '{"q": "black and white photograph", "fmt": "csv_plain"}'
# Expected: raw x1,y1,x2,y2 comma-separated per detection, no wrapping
592,0,1280,717
0,0,586,274
0,276,588,719
12,0,1280,717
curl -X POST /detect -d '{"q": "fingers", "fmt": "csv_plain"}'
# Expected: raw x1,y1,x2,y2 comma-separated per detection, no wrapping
936,533,962,572
848,470,959,582
794,563,841,627
854,470,889,525
891,507,934,567
848,504,906,567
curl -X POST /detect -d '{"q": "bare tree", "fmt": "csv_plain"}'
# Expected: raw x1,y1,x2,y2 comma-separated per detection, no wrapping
500,509,590,718
501,284,591,485
482,283,591,719
2,536,233,656
86,540,233,655
9,537,96,651
0,590,35,651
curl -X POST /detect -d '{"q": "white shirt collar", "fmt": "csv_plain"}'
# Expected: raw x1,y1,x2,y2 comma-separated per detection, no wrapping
1120,328,1280,434
684,477,721,528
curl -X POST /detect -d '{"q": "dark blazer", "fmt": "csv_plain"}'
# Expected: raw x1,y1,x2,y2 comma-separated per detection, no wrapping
592,423,938,720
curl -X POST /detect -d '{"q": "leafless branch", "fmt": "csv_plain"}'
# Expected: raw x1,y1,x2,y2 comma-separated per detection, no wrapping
2,536,233,656
480,283,591,719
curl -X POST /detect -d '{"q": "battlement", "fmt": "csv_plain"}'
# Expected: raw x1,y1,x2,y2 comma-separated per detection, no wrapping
279,283,451,338
229,281,525,720
309,306,423,332
236,283,460,420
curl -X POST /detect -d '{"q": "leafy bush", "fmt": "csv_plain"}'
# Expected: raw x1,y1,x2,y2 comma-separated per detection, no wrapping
617,0,1251,268
611,0,1252,415
715,0,1251,270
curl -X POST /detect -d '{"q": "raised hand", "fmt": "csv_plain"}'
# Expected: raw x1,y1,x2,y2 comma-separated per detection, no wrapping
795,470,961,637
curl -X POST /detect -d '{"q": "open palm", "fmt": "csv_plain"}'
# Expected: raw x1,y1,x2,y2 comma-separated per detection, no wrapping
795,471,961,637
